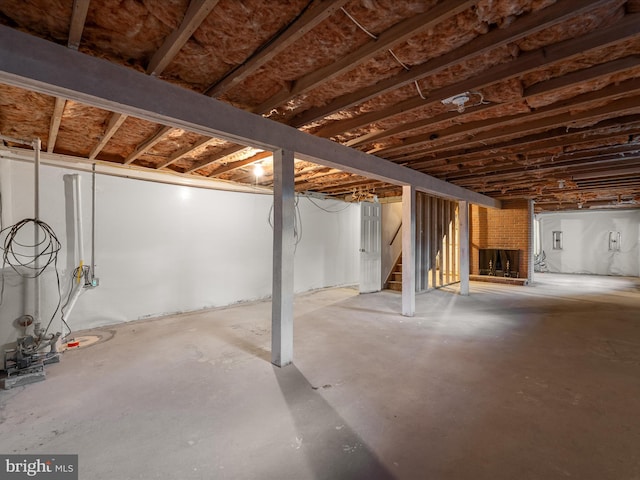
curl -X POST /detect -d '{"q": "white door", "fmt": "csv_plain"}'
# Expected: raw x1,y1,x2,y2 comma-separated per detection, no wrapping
360,202,382,293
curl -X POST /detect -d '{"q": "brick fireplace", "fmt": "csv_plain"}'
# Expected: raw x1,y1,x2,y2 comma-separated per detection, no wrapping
470,199,531,280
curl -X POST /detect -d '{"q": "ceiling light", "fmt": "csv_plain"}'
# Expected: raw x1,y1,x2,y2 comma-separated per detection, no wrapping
253,163,264,178
441,94,470,113
441,91,487,113
558,180,565,189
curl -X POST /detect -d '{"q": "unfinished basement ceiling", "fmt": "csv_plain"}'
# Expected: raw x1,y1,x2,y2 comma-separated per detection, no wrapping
1,0,639,211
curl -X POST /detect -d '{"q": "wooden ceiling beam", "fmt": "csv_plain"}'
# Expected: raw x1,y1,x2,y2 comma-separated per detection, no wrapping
124,125,173,165
89,112,127,160
311,13,640,138
205,0,350,97
388,96,640,160
185,144,249,174
349,56,640,149
208,150,272,177
147,0,220,76
46,96,66,153
380,80,640,157
401,116,640,166
156,137,217,169
294,0,619,128
68,0,91,50
47,0,91,154
91,1,218,161
453,159,640,186
253,0,474,114
0,25,500,208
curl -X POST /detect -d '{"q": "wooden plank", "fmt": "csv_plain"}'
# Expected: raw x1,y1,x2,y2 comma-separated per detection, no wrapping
293,0,619,128
253,0,474,114
147,0,220,76
68,0,91,50
185,144,246,174
124,125,173,165
208,150,273,177
46,97,66,153
89,112,127,160
205,0,349,97
156,137,217,169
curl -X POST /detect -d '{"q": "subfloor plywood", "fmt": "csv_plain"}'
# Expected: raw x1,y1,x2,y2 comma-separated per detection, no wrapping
1,274,640,479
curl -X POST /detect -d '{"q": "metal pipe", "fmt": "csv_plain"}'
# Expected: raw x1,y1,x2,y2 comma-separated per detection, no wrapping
33,137,41,326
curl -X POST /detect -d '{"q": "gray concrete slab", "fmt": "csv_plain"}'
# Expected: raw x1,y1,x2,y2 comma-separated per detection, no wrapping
1,273,639,479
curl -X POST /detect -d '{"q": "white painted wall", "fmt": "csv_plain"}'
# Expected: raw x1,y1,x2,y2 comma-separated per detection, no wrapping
539,209,640,276
0,160,360,346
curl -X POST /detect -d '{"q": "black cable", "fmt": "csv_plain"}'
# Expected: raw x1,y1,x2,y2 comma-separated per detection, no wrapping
0,218,63,342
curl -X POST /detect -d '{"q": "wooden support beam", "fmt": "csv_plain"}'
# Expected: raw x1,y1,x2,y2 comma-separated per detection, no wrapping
405,116,640,167
383,91,640,158
0,25,500,208
89,112,127,160
147,0,220,76
293,0,620,128
205,0,349,97
68,0,91,50
124,125,172,165
272,149,295,367
156,137,217,169
459,201,469,296
311,13,640,138
46,97,66,153
185,144,247,174
208,150,273,177
402,185,416,316
253,0,474,114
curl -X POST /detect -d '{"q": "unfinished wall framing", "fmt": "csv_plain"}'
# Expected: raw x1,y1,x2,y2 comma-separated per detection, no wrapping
415,193,459,292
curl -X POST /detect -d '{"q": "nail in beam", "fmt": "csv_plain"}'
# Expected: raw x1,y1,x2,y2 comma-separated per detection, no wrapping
271,149,295,367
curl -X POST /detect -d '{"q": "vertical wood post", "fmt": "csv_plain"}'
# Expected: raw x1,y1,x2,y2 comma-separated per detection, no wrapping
402,185,416,316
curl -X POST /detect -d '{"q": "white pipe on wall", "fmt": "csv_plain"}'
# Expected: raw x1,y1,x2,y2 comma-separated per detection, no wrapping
74,174,85,272
33,137,41,326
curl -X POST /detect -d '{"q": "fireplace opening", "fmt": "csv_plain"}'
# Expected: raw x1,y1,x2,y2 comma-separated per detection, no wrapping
479,249,520,277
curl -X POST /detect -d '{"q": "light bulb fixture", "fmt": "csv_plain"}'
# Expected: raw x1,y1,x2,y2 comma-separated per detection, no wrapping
441,91,486,113
558,179,565,189
253,163,264,178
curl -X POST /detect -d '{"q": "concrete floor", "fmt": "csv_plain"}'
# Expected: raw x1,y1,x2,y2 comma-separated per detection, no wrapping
1,273,640,479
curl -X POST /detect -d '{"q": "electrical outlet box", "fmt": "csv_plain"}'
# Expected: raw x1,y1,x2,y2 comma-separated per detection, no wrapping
91,278,99,287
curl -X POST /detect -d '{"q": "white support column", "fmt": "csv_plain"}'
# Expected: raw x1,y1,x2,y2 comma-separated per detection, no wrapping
528,199,535,285
402,185,416,316
459,201,470,296
271,149,295,367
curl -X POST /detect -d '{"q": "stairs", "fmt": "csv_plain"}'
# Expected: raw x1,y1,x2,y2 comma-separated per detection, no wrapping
385,255,403,291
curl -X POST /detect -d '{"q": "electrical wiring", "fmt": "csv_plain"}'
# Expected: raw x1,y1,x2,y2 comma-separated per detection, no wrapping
267,196,303,253
304,195,352,213
0,218,63,340
59,265,90,339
